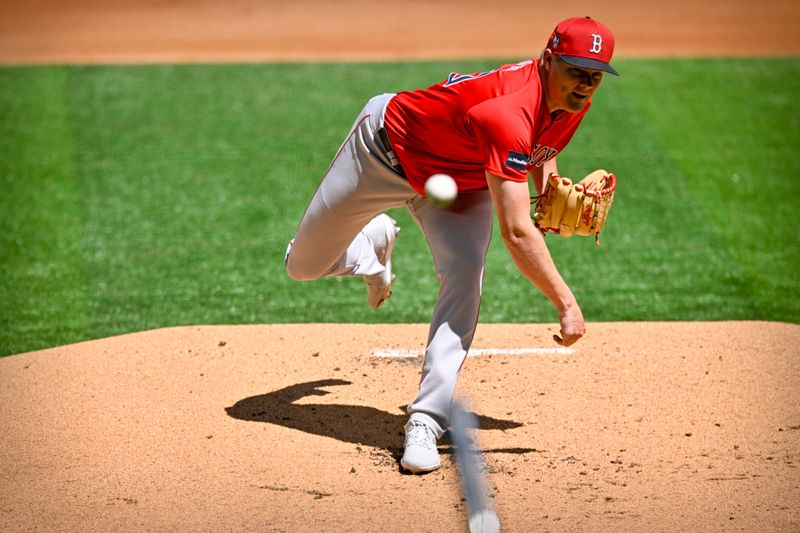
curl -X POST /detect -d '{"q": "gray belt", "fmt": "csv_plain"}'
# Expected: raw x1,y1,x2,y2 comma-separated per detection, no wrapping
376,127,405,176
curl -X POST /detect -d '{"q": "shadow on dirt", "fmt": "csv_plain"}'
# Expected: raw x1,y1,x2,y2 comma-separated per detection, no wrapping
225,379,537,457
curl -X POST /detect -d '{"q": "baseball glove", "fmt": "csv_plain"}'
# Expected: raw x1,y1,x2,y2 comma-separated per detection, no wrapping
532,169,617,245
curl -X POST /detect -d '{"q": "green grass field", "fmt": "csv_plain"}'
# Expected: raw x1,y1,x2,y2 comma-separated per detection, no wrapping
1,58,799,356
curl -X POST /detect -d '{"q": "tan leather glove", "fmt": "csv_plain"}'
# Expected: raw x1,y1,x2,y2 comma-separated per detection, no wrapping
533,169,617,245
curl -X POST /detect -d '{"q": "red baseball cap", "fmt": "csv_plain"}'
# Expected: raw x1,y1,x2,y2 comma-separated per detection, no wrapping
548,16,618,76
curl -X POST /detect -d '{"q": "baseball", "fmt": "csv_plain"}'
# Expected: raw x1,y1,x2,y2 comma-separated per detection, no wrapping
424,173,457,208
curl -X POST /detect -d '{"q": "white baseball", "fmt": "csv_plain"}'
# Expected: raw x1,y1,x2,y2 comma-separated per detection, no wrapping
424,173,458,208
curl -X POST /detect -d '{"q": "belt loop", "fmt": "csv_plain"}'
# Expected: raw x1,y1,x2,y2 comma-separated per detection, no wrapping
376,127,405,176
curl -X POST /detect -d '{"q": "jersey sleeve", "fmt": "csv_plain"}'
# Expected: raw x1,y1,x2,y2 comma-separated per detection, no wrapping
464,97,531,182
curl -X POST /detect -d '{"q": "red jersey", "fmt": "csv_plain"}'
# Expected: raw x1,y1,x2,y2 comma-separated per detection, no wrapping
383,59,590,194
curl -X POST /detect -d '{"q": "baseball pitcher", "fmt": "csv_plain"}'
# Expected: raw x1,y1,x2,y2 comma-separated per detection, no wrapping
285,16,619,474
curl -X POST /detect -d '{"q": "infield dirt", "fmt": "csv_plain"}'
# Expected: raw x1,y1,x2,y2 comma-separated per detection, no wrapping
1,323,799,531
1,0,800,63
1,1,799,532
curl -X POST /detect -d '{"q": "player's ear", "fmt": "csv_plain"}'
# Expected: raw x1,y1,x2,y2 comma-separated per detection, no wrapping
541,49,554,71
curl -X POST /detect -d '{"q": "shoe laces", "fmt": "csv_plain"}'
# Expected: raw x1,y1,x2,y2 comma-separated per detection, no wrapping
406,421,437,450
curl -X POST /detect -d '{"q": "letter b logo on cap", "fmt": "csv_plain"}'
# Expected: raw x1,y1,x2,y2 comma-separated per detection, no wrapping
590,34,603,54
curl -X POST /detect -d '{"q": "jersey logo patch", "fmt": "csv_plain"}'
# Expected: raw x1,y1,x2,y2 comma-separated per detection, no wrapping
505,151,529,171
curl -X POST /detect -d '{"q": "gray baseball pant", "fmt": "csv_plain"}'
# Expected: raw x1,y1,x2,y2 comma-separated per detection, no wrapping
285,93,493,438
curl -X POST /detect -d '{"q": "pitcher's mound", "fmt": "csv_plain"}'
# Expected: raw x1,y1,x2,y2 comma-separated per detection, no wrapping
1,322,798,531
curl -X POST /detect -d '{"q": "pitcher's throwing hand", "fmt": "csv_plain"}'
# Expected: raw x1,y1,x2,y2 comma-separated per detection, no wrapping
554,304,586,347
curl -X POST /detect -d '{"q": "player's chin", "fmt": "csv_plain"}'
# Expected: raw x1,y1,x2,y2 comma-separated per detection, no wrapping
566,92,590,112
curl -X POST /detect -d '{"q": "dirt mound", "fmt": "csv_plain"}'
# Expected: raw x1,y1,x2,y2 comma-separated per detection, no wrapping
2,322,798,531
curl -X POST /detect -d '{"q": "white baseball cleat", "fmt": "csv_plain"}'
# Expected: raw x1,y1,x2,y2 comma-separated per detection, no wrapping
363,214,400,309
400,420,441,474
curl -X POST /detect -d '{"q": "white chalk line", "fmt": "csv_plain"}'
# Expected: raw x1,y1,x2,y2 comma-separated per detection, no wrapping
372,347,574,358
